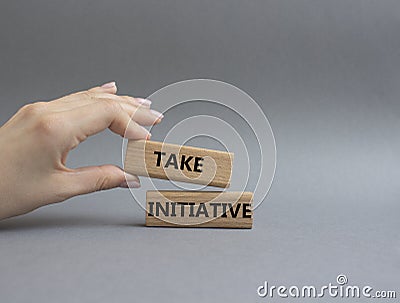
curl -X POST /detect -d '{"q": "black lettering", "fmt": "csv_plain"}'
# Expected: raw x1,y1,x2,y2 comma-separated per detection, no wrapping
194,157,203,172
154,151,166,166
171,202,177,217
156,202,169,216
210,203,221,217
188,202,195,217
221,203,228,217
180,155,193,171
148,202,154,216
164,153,178,169
178,202,188,217
228,203,241,218
243,203,252,218
195,203,209,217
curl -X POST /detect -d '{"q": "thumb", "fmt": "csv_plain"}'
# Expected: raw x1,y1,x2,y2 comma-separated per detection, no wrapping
63,165,140,197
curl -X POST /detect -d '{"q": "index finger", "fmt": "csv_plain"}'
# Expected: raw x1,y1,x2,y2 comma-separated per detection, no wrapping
65,99,151,142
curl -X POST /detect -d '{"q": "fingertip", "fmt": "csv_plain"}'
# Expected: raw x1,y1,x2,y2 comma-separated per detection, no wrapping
100,81,118,94
88,81,117,94
136,98,152,107
124,122,151,140
101,81,116,88
149,109,164,124
120,173,141,188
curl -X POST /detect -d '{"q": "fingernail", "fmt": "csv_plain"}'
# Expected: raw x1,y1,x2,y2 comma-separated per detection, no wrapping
119,180,141,188
120,174,141,188
138,126,151,140
101,81,116,88
150,109,164,119
136,98,152,106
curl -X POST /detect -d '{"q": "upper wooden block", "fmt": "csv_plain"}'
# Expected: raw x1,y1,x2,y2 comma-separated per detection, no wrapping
124,140,233,187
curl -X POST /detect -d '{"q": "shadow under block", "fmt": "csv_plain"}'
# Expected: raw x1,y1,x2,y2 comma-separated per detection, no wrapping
146,191,253,228
124,140,233,188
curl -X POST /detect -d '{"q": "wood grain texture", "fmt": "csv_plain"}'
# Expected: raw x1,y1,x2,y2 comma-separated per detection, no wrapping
146,191,253,228
124,140,233,188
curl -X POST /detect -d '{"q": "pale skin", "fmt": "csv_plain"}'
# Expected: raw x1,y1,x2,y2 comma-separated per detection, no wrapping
0,82,163,220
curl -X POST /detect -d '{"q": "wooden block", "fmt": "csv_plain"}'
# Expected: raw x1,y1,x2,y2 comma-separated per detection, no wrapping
124,140,233,188
146,191,253,228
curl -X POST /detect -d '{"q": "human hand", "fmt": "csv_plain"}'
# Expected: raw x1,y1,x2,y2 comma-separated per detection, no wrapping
0,82,163,220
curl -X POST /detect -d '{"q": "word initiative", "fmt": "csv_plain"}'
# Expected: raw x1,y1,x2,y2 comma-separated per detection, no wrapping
146,191,253,228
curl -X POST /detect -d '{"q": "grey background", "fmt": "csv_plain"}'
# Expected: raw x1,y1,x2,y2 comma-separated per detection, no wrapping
0,0,399,302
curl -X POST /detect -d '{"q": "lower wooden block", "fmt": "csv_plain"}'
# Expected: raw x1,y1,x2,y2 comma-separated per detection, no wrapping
146,191,253,229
